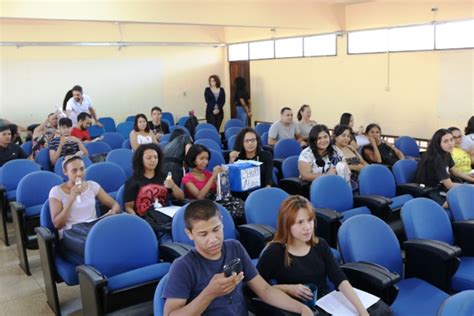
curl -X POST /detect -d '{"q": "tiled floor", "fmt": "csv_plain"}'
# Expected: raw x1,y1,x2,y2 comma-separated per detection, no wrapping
0,223,82,316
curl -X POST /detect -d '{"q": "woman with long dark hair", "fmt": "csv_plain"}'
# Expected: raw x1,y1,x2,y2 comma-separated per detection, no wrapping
339,112,359,149
361,123,404,167
234,77,252,126
204,75,226,131
130,113,157,151
333,124,368,180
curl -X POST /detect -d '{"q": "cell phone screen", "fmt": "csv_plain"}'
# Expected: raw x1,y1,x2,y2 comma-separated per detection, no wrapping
223,258,242,277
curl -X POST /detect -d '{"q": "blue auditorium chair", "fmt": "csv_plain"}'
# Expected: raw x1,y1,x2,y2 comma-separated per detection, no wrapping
278,155,310,197
162,112,174,127
437,290,474,316
255,123,271,136
11,171,63,275
125,115,135,122
85,162,126,200
153,274,169,316
21,141,33,156
106,148,133,178
86,125,105,139
273,138,302,180
206,149,225,172
122,138,132,149
160,134,171,143
116,121,134,139
101,132,125,150
115,184,125,211
338,214,449,315
224,119,244,130
394,136,420,159
392,159,435,198
447,184,474,221
85,141,112,158
194,139,222,153
0,159,41,246
54,155,92,181
36,147,52,171
401,198,473,292
169,125,190,136
195,129,221,147
227,135,237,151
77,214,170,315
177,116,189,126
98,117,116,133
224,127,241,141
261,132,269,146
195,123,218,133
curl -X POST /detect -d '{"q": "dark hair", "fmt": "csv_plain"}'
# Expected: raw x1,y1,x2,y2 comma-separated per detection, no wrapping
209,75,221,88
185,144,211,168
151,106,162,114
465,116,474,135
62,90,73,111
447,127,461,133
333,124,351,138
297,105,309,121
280,107,292,115
184,199,220,231
133,114,150,132
72,85,83,94
233,127,262,154
234,77,246,91
365,123,381,135
169,128,186,142
340,113,353,126
132,143,163,177
77,112,91,122
308,124,336,167
360,144,374,162
58,117,73,128
0,125,11,133
415,129,452,183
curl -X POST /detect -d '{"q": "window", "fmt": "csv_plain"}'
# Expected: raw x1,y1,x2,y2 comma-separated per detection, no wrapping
275,37,303,58
249,40,274,60
388,24,434,52
228,43,249,61
348,29,388,54
304,34,337,56
436,19,474,49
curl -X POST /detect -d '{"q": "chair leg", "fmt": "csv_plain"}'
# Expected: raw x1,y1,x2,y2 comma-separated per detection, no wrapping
12,206,30,275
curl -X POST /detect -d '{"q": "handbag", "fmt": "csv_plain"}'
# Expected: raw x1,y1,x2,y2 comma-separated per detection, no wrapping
143,207,173,240
62,218,101,258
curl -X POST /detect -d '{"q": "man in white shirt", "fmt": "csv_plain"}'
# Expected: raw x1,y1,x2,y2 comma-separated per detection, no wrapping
268,107,302,146
65,85,102,127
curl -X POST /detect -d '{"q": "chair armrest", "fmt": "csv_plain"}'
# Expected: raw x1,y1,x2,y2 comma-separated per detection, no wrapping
340,261,400,305
403,239,461,292
314,208,342,249
279,177,310,197
353,195,391,220
251,297,300,316
238,224,275,259
10,201,25,214
452,220,474,256
273,159,284,180
77,265,108,316
159,242,193,263
0,184,5,194
396,183,436,198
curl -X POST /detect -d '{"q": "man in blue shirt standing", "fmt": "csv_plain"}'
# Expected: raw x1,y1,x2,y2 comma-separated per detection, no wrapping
163,199,313,316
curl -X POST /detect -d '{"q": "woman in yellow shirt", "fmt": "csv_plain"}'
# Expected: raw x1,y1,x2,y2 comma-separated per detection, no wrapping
448,127,473,175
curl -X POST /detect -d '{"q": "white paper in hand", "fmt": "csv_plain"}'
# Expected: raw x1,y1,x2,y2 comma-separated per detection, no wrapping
316,288,379,315
154,205,180,218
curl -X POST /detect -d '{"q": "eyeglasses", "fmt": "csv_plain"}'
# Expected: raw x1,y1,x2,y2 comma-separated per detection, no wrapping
453,135,462,139
244,138,257,143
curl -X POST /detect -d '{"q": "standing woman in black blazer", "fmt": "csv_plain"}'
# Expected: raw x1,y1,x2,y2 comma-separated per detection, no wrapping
204,75,226,131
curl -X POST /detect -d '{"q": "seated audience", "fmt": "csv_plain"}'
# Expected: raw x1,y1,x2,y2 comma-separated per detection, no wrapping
149,106,170,141
32,113,59,158
339,112,360,149
229,127,273,188
415,129,474,206
0,124,29,166
130,113,158,151
461,116,474,155
162,128,193,185
361,123,404,167
162,199,314,316
182,144,224,199
296,104,316,145
298,125,349,182
268,107,302,146
333,124,368,180
71,112,93,142
257,195,371,316
49,117,88,165
448,127,473,175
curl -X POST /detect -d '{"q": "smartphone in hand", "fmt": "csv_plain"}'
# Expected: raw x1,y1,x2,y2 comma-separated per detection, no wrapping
223,258,243,277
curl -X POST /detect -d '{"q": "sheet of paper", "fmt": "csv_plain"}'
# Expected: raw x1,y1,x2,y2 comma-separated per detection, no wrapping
316,288,379,315
154,205,181,218
233,160,263,166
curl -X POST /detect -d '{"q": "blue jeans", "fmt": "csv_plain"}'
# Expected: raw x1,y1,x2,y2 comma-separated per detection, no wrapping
236,106,248,126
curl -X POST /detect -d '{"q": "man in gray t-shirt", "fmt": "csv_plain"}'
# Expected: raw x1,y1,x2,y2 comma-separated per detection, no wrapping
268,107,301,145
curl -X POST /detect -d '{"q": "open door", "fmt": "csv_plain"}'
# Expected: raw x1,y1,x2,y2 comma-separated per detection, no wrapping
229,61,250,123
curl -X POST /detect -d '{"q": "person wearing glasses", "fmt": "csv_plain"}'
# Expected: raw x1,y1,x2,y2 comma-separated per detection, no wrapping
448,127,474,177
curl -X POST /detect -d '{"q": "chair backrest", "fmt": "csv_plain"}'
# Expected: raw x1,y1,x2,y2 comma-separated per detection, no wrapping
437,290,474,316
85,162,126,193
359,164,396,198
195,129,221,146
40,200,57,235
87,125,105,139
224,127,241,141
85,141,112,157
401,198,453,245
273,138,301,159
98,117,116,133
169,125,190,136
261,132,269,146
116,122,134,139
207,149,225,171
85,214,158,277
16,171,63,208
122,138,132,149
154,274,169,316
35,147,52,171
338,214,403,277
0,159,41,192
21,141,33,156
101,132,125,150
395,136,420,158
255,123,271,136
115,184,125,211
125,115,136,122
55,156,93,181
162,112,175,126
177,116,189,126
196,123,218,134
311,175,354,212
224,119,244,130
172,203,237,245
245,187,289,228
106,148,133,178
281,155,299,178
392,159,417,185
228,135,237,151
447,184,474,221
194,139,222,153
160,134,171,143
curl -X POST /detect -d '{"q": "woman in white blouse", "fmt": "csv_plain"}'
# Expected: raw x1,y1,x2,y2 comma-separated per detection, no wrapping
130,113,158,151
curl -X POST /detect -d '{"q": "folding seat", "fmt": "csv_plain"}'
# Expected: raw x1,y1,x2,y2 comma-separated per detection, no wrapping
194,139,222,153
85,162,126,201
36,147,52,171
106,148,133,178
176,116,189,126
394,136,420,159
101,132,125,150
437,290,474,316
21,141,33,156
54,156,92,181
255,123,271,136
86,125,105,139
98,117,116,133
224,119,244,130
85,141,112,161
272,138,302,180
11,171,63,275
121,138,132,149
125,115,135,122
195,123,218,134
447,184,474,221
0,159,41,245
338,214,449,315
206,149,225,172
116,121,133,139
224,126,241,141
278,155,310,197
153,274,169,316
77,214,170,315
194,128,221,147
392,159,435,198
162,112,174,127
401,198,473,292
